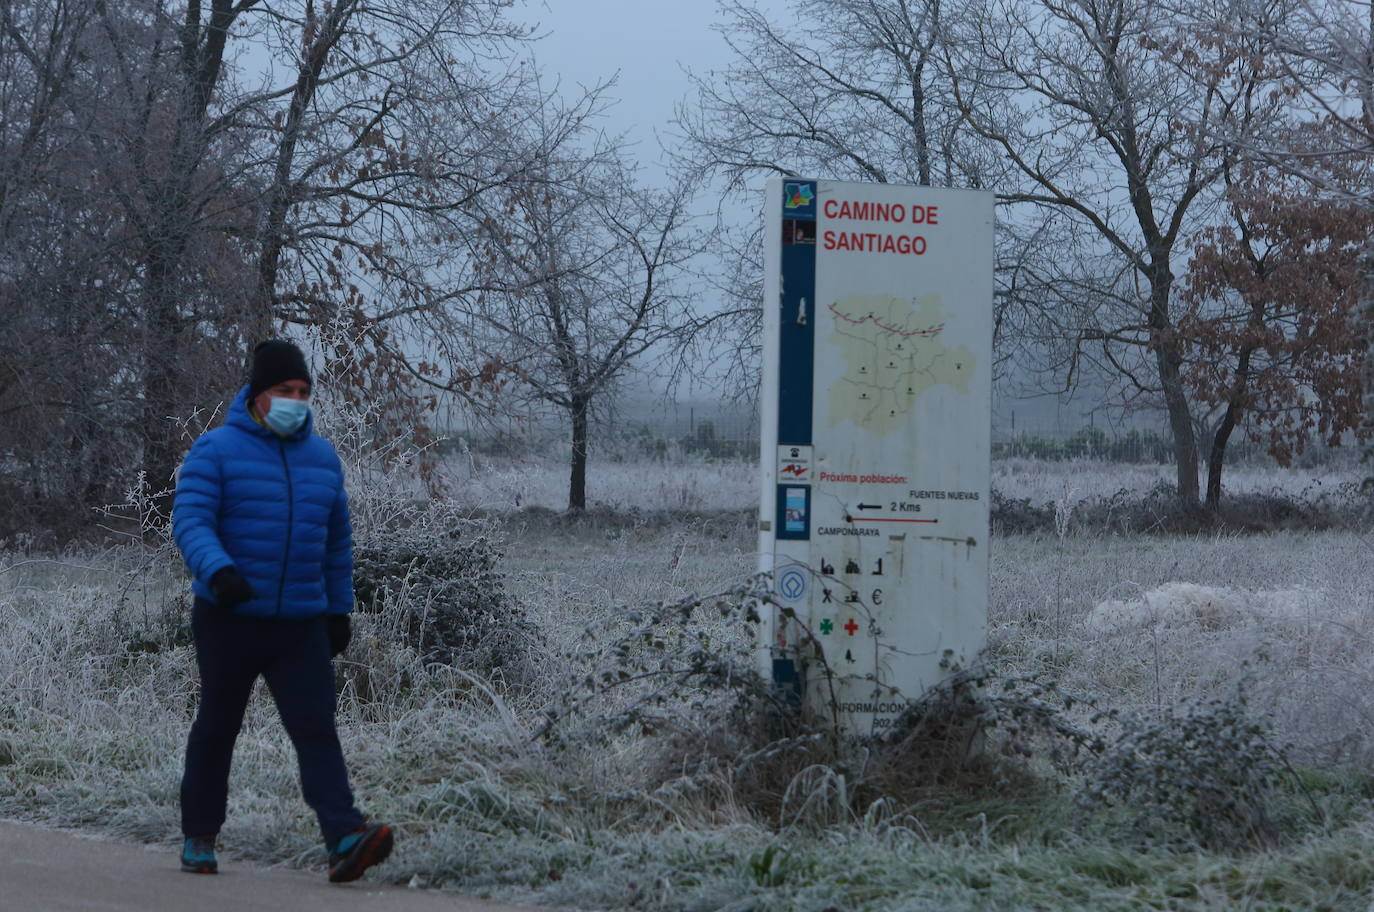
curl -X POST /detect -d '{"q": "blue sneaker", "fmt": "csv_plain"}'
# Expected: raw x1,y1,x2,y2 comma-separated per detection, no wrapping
327,823,393,883
180,835,218,874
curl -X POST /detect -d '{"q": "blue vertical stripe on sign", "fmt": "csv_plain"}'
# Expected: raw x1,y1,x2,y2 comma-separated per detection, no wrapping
776,178,816,543
778,180,816,448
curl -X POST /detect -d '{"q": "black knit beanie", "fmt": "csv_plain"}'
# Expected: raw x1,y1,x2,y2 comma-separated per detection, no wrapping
248,339,312,400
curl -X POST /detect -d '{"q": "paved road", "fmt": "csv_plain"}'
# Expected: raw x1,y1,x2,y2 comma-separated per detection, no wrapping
1,820,550,911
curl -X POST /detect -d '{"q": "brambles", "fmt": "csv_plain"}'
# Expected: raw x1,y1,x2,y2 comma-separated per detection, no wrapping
1081,694,1289,850
352,520,540,684
534,574,775,749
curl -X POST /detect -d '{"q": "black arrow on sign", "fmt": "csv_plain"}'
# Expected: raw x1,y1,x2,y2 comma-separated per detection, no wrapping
857,503,882,510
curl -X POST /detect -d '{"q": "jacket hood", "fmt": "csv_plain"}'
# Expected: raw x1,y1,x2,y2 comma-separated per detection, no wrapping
225,385,315,441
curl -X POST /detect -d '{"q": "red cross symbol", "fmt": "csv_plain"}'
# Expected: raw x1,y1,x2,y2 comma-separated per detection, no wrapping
844,618,859,636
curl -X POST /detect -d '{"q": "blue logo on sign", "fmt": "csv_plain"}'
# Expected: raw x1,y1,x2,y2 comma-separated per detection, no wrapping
778,568,807,601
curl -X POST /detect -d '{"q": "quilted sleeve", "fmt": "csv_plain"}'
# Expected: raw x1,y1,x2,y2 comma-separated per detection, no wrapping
172,434,234,584
324,479,355,615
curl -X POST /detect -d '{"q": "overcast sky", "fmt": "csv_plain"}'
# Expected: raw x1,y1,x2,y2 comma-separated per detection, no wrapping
517,0,787,176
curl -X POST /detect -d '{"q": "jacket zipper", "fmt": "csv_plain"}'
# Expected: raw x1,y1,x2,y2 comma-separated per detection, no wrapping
276,439,294,617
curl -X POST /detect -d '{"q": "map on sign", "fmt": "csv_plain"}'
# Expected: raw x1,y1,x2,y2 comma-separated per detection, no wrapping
827,292,975,434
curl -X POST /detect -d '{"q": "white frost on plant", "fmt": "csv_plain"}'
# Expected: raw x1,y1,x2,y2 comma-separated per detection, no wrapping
1086,582,1322,632
446,456,759,511
993,457,1363,508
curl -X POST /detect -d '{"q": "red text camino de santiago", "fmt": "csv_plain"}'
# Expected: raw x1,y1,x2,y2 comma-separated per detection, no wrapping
820,198,940,255
822,231,926,254
822,199,940,224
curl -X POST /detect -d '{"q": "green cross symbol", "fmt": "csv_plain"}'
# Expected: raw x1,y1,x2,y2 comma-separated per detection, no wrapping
819,618,834,635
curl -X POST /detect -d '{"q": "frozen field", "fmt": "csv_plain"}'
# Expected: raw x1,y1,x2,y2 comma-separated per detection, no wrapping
444,453,1367,514
2,456,1374,909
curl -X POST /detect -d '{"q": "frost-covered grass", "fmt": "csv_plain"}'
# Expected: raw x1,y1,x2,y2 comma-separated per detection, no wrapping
990,530,1374,766
443,452,760,512
992,456,1366,510
4,461,1374,909
444,450,1368,516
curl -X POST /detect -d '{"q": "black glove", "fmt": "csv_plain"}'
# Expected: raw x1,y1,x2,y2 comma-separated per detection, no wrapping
209,567,255,610
326,615,351,658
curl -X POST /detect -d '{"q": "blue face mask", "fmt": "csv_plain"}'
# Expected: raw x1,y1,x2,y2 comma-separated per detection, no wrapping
263,397,310,435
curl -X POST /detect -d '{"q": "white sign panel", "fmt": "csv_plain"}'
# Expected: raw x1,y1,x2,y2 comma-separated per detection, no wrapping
758,178,993,735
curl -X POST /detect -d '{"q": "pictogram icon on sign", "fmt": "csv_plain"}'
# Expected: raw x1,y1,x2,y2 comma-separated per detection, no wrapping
776,445,813,484
844,618,859,636
819,618,833,635
778,568,807,601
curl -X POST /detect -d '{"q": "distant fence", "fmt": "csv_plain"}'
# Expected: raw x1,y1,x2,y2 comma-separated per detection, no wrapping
995,426,1178,463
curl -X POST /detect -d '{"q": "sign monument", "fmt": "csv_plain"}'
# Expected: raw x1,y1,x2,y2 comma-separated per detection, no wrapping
758,178,994,735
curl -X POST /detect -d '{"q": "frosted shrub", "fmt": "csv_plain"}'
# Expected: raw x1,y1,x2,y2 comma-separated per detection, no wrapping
1082,694,1288,850
1085,583,1319,632
352,519,540,685
537,576,773,749
1068,565,1374,766
988,488,1053,534
305,371,544,684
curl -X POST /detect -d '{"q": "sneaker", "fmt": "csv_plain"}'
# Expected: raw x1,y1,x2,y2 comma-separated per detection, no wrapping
327,823,393,883
180,835,218,874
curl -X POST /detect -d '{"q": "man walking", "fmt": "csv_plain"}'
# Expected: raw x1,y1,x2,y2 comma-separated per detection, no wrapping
172,339,392,882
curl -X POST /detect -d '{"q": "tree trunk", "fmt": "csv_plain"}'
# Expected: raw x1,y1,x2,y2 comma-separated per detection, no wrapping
1147,268,1200,508
910,64,930,186
137,0,238,514
141,271,185,502
1206,406,1240,510
140,159,197,509
251,1,351,338
1206,290,1268,509
568,393,590,513
1159,347,1199,508
1362,241,1374,467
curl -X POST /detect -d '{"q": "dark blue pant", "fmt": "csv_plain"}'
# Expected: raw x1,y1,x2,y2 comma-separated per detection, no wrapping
180,597,364,846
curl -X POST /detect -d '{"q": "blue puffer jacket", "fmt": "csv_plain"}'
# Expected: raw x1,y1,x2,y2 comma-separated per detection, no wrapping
172,386,353,619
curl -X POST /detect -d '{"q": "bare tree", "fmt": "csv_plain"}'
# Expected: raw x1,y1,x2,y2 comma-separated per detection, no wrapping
1259,0,1373,195
673,0,1008,404
948,0,1290,507
677,0,992,189
3,0,550,509
217,0,545,444
235,0,532,332
461,94,703,512
677,0,1299,507
0,0,247,530
1,0,627,532
696,220,767,400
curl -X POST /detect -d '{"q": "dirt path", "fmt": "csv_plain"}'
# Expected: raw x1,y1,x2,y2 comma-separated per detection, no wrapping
0,820,551,911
